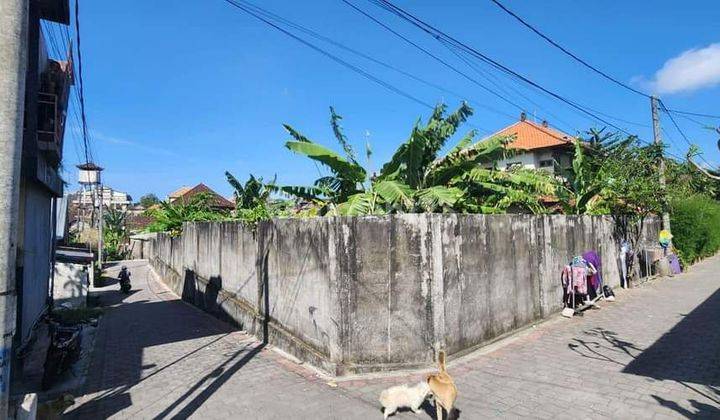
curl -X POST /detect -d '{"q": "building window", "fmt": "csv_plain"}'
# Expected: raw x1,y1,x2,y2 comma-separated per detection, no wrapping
539,159,554,168
506,162,522,170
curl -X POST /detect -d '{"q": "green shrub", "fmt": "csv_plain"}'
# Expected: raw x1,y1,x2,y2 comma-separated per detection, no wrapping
670,194,720,265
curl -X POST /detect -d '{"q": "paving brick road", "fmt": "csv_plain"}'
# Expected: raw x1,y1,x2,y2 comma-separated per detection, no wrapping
68,255,720,419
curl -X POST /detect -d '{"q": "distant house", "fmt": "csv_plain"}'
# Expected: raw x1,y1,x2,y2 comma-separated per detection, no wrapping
168,183,235,210
485,112,576,176
72,185,133,210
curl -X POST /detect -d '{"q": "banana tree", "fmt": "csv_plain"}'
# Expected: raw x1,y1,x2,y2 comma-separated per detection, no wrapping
280,108,367,214
453,166,558,214
369,102,540,214
225,171,275,210
145,192,226,236
280,102,556,215
103,208,130,260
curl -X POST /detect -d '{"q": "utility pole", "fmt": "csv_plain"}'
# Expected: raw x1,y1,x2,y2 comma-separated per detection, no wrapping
98,184,103,266
0,0,28,414
651,95,671,231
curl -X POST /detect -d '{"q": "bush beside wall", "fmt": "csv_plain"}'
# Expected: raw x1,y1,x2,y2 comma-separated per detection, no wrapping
671,195,720,265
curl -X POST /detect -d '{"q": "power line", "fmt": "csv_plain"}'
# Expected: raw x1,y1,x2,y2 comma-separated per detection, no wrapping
435,37,581,134
487,0,720,126
666,109,720,120
237,0,513,123
438,28,647,131
674,113,714,128
223,0,441,110
488,0,651,98
340,0,531,116
659,99,715,167
74,0,92,163
363,0,641,138
222,0,513,138
41,21,88,164
41,22,63,59
365,1,699,164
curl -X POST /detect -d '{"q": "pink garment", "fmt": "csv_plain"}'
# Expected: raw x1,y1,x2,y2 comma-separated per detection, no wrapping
571,266,588,294
561,265,588,295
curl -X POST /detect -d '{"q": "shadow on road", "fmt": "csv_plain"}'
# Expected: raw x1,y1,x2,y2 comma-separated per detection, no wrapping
66,261,250,418
155,343,265,418
652,395,720,419
624,289,720,387
567,288,720,418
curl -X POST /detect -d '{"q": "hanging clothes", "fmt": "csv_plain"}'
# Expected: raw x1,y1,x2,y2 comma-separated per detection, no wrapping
620,241,631,288
562,256,589,295
582,250,603,291
667,254,682,274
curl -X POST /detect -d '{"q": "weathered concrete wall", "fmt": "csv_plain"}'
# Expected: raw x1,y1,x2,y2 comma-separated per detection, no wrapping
148,215,660,376
53,262,89,308
129,232,157,260
149,222,259,332
18,182,53,343
334,215,437,374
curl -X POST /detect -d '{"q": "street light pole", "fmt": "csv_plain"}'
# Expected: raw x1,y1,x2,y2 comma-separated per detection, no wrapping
98,183,103,266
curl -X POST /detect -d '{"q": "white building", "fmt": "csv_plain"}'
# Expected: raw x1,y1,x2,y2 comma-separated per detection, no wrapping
484,113,575,176
72,185,133,210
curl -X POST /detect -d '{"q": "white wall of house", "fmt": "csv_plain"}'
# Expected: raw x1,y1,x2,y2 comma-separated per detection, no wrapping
73,186,132,209
495,152,539,170
485,148,572,176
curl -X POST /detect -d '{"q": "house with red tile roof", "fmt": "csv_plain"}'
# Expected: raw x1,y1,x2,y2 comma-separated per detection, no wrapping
167,183,235,210
485,112,576,175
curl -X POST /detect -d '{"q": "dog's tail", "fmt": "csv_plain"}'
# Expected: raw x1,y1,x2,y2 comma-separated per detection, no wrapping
379,389,389,406
437,350,446,373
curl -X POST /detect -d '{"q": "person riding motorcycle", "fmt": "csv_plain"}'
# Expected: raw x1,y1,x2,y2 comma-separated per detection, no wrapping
118,266,132,293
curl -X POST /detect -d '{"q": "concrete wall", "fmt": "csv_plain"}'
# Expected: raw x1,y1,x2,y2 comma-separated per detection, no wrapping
53,262,89,308
128,233,157,260
17,182,53,343
148,215,660,376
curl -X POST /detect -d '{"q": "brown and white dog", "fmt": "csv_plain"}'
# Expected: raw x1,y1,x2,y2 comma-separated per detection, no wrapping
427,350,457,420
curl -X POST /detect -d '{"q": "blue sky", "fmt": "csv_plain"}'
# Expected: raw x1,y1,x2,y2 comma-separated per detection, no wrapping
58,0,720,201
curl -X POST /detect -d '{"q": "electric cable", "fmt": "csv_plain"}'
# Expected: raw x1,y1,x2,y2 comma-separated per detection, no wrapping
340,0,530,116
488,0,650,98
74,0,92,163
361,0,640,138
487,0,720,126
237,0,514,122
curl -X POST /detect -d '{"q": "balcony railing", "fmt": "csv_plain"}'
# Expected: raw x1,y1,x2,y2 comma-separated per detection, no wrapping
37,91,65,161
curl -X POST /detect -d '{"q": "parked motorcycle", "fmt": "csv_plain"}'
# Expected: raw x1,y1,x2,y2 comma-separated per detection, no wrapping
41,320,82,390
119,265,132,294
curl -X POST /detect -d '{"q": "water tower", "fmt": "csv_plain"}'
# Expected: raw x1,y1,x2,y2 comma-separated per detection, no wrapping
77,162,103,185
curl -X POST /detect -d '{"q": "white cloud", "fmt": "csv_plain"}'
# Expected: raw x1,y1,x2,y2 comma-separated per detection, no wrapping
644,43,720,94
72,128,180,158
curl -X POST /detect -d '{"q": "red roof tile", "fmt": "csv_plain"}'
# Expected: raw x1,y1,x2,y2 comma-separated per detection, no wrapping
490,119,575,151
169,183,234,209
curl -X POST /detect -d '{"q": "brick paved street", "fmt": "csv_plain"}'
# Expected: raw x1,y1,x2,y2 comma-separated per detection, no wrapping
68,256,720,419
